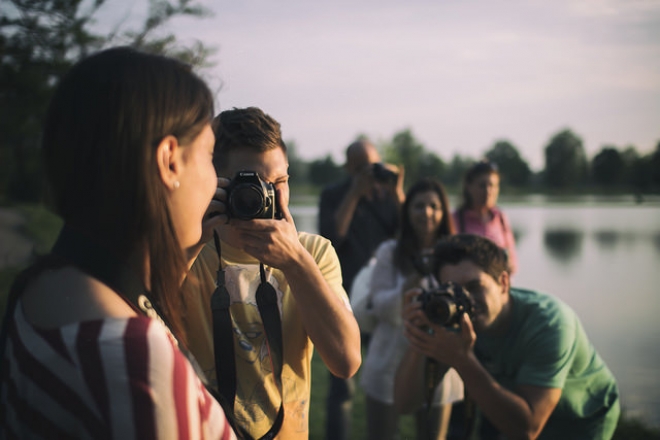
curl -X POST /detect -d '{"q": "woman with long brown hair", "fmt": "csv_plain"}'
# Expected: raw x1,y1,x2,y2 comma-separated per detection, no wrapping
360,177,463,440
0,47,235,439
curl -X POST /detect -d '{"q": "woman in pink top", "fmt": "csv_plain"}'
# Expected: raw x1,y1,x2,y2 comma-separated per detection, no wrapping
453,160,518,274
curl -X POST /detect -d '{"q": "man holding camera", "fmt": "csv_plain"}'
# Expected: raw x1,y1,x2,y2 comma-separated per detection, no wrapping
394,234,620,439
318,138,404,440
319,139,404,297
182,107,361,439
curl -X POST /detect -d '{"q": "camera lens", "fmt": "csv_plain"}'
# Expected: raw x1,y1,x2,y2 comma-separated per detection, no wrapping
421,282,474,327
427,299,456,326
230,184,265,218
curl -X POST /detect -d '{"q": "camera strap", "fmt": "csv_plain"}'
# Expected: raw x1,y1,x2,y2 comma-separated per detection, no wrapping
211,230,284,440
423,357,443,411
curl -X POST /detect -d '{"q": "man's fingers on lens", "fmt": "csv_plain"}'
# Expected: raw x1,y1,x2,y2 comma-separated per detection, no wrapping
217,177,231,188
213,186,228,203
206,198,227,219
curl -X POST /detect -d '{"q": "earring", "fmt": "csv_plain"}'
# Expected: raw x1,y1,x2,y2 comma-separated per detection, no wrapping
174,181,180,189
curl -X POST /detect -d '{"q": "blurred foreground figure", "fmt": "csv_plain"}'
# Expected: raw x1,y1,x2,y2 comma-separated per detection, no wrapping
0,47,236,439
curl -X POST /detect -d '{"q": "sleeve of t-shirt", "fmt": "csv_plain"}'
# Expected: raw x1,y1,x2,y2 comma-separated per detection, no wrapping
117,317,236,440
302,233,351,310
515,305,577,390
369,240,405,326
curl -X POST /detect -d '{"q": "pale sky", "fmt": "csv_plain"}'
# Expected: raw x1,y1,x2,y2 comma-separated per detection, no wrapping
98,0,660,170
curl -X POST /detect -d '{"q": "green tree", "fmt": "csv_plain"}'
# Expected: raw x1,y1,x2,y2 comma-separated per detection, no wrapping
485,140,532,187
620,146,651,191
285,140,308,184
650,141,660,189
621,146,640,184
418,152,446,181
0,0,214,202
443,154,475,187
308,155,344,187
382,128,427,186
543,129,588,188
591,146,625,186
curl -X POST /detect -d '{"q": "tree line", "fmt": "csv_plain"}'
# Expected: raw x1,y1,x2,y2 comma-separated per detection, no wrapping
288,129,660,195
2,0,659,203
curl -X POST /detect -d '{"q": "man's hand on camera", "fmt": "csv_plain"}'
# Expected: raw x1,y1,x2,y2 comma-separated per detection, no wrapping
402,289,476,368
201,177,230,240
349,164,376,199
223,188,305,271
392,164,405,204
184,178,230,267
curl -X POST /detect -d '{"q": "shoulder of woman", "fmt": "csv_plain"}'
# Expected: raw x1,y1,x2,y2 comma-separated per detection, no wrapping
21,267,137,328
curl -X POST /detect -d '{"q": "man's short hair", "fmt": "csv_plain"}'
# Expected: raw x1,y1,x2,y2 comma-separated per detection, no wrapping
345,137,372,157
212,107,287,170
433,234,510,282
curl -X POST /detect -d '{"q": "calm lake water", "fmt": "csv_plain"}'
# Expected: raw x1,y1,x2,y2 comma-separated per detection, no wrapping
290,194,660,429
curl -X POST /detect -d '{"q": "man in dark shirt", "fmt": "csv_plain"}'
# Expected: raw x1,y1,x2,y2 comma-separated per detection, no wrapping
318,138,404,440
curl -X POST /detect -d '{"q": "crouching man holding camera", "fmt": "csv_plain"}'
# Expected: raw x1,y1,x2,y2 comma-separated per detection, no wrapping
394,234,620,439
182,107,361,439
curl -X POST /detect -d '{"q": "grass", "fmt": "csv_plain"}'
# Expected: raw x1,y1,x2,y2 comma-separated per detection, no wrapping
308,348,418,440
1,203,659,439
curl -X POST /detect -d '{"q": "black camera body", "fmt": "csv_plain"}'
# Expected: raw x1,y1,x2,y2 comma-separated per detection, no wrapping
226,171,280,220
372,162,398,184
419,282,474,327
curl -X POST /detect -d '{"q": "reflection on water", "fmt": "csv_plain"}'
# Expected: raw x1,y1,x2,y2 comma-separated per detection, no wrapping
543,229,584,262
593,230,621,249
511,228,524,245
291,198,660,429
654,232,660,254
540,228,660,259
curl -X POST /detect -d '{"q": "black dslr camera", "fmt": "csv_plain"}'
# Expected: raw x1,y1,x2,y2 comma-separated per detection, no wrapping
226,171,280,220
419,282,474,327
372,162,398,184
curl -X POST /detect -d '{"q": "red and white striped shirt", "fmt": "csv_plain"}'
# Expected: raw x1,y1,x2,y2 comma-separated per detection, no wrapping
1,304,236,440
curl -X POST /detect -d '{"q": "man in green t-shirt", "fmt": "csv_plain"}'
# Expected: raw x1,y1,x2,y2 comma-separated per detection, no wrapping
394,234,620,439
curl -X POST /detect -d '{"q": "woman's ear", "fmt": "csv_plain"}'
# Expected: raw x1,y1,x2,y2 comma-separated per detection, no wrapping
156,135,183,191
498,270,510,296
